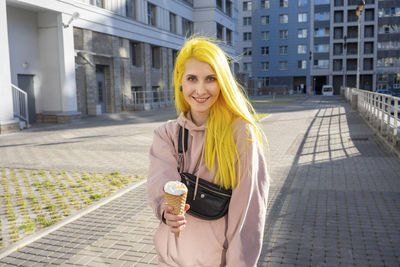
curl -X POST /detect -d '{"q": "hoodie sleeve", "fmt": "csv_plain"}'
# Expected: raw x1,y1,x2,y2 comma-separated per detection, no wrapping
147,122,181,221
225,122,270,267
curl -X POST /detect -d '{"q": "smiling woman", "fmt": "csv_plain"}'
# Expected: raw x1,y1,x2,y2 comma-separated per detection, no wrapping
147,37,270,267
181,58,220,126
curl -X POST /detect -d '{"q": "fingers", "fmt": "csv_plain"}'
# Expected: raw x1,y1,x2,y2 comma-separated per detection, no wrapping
162,204,187,233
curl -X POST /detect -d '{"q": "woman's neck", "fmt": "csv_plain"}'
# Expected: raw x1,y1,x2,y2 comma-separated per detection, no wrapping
190,111,209,126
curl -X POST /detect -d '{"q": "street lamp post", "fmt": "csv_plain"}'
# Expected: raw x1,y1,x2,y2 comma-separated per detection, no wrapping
356,0,365,90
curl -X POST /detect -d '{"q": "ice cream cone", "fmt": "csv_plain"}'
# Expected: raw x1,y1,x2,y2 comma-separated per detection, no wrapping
163,189,187,238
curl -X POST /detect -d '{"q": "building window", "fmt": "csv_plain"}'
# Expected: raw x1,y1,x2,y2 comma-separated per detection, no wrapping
280,46,288,55
216,23,223,40
379,7,400,18
298,29,307,38
314,44,329,53
315,12,330,21
243,1,252,11
298,0,307,6
261,16,269,25
170,13,177,33
261,31,270,40
243,32,252,41
151,46,161,69
243,63,251,72
243,17,252,26
279,61,288,70
333,59,342,71
298,45,307,54
334,11,343,23
334,0,343,6
364,42,373,54
261,46,269,55
132,86,144,103
280,0,288,7
280,14,289,24
130,41,141,67
315,0,329,4
126,0,136,19
182,18,194,37
347,10,358,22
379,24,400,34
226,28,232,45
226,1,232,17
298,60,307,69
148,3,157,26
314,59,329,69
243,47,252,56
261,0,270,9
216,0,223,10
260,77,270,87
333,43,343,55
316,27,330,37
377,57,400,67
364,58,373,70
378,41,400,50
298,13,308,22
91,0,104,8
261,62,269,71
364,25,374,37
365,9,374,21
280,30,288,39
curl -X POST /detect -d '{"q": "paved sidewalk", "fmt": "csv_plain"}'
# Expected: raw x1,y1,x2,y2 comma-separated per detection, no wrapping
1,96,399,266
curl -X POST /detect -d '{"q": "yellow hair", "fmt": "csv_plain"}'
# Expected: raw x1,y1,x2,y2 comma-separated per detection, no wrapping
173,36,263,189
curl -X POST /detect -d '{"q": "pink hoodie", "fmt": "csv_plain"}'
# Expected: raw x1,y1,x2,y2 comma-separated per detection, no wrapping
147,112,269,267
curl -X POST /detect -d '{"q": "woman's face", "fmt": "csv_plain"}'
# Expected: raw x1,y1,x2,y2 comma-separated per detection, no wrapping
181,58,220,122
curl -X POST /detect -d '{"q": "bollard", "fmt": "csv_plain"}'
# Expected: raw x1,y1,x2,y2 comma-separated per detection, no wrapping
351,93,358,111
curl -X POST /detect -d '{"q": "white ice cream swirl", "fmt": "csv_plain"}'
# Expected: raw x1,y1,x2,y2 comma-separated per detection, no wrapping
164,181,188,195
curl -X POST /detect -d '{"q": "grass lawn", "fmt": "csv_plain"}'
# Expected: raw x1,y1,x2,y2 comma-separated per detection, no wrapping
0,167,143,250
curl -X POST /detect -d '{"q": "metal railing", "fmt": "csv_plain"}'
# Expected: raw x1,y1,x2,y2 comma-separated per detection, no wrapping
344,87,400,146
123,90,174,111
11,83,29,126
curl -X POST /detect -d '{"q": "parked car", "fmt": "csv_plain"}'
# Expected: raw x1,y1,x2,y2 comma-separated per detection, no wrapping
322,85,333,96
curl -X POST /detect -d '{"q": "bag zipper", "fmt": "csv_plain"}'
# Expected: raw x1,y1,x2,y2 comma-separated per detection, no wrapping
183,177,231,198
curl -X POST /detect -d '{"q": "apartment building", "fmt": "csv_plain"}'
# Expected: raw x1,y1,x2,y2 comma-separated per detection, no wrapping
1,0,237,134
251,0,311,93
242,0,399,95
376,0,400,91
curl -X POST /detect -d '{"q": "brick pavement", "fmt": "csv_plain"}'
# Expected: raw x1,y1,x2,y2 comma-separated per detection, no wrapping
0,96,399,266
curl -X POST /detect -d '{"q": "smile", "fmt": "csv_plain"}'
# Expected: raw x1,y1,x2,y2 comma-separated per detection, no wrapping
192,97,210,103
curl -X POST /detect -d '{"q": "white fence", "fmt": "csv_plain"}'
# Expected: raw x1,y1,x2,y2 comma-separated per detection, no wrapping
123,90,174,111
11,83,29,126
344,87,400,147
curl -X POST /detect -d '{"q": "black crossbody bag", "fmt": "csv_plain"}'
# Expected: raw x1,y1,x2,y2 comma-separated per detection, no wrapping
178,126,232,220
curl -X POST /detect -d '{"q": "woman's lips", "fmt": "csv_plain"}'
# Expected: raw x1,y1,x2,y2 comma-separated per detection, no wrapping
192,97,209,103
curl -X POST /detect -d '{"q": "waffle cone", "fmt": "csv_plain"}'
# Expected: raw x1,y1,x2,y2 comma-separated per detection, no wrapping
163,190,187,238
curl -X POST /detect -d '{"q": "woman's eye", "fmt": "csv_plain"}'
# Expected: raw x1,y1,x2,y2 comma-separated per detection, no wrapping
188,76,196,81
207,77,216,81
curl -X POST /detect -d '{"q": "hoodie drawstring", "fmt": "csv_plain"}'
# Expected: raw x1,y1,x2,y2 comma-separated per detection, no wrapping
193,141,205,201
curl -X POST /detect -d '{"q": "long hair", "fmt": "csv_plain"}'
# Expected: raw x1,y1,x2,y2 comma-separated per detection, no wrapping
173,37,263,189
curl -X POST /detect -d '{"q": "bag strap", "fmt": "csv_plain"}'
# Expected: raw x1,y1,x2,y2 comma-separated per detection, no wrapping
177,126,189,172
178,126,189,153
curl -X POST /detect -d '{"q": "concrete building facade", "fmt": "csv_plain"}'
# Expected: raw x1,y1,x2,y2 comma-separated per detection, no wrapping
1,0,237,134
251,0,311,94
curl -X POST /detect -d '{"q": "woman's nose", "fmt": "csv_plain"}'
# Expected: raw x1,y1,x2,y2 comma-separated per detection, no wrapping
195,82,206,95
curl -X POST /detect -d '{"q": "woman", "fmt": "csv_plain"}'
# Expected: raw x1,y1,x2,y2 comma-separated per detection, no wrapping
147,37,269,267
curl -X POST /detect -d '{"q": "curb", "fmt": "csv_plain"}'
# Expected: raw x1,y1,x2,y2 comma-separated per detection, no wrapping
0,178,147,260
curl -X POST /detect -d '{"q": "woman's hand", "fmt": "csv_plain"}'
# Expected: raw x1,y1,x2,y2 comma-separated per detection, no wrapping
162,203,190,234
